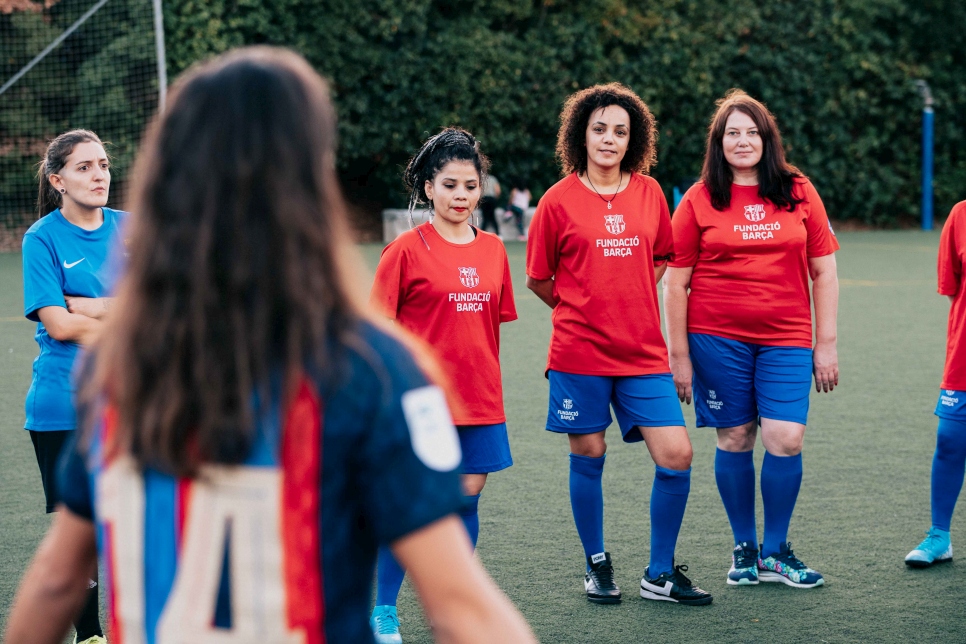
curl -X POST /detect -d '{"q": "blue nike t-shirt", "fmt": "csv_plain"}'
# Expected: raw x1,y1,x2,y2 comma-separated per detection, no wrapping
22,207,127,431
58,321,465,642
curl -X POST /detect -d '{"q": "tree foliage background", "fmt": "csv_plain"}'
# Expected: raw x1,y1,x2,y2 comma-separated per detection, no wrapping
2,0,964,232
0,0,158,243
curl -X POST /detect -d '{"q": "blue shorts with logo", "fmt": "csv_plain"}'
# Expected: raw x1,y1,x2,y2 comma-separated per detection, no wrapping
935,390,966,421
458,423,513,474
689,333,812,428
546,371,685,443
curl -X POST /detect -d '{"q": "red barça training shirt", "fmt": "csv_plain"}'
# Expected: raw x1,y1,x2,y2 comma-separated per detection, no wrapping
937,201,966,391
371,222,517,425
526,172,675,376
670,178,839,348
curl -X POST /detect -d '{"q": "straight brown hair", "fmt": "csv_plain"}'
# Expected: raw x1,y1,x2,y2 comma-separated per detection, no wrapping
701,89,803,211
84,47,366,476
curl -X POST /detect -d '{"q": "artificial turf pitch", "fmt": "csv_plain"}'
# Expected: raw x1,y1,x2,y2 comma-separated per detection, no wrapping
0,230,962,642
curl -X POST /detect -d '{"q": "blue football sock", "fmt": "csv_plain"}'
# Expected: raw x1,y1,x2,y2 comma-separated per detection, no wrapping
460,494,481,549
932,418,966,531
569,453,606,567
714,448,758,545
649,465,691,576
761,451,803,557
375,545,406,607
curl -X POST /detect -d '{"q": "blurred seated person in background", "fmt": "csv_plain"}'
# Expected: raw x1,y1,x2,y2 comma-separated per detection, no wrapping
479,172,501,234
505,176,531,241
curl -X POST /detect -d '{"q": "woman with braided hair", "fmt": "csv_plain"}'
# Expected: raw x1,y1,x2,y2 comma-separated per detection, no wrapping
369,127,518,643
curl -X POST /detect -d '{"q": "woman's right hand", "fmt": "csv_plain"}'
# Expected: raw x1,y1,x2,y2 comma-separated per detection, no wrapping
669,354,693,404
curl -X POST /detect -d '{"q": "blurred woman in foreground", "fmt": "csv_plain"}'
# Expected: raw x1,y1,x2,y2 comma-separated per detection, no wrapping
5,46,535,644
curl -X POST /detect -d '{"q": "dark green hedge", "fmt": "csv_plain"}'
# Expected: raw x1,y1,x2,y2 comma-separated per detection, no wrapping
3,0,963,230
163,0,965,227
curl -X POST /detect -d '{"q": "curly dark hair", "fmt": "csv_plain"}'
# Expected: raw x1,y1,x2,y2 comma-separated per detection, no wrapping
555,82,658,176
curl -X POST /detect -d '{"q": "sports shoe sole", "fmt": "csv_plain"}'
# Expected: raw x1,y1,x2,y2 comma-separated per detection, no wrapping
640,586,713,605
758,570,825,588
905,555,953,569
726,575,759,586
586,594,622,604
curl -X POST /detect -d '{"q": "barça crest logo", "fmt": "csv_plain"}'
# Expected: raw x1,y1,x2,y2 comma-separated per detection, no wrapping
563,398,573,410
744,204,767,222
458,266,480,288
604,214,626,235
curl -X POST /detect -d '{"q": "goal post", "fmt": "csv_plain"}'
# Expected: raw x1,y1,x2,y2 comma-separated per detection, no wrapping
0,0,166,250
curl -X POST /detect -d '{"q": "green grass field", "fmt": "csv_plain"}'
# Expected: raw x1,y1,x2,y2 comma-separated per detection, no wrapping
1,231,962,642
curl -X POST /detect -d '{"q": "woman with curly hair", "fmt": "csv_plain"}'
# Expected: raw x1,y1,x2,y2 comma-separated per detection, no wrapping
526,83,712,606
664,90,839,589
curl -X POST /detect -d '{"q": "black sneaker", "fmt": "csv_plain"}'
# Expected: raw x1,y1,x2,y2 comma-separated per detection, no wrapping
584,552,622,603
640,564,713,605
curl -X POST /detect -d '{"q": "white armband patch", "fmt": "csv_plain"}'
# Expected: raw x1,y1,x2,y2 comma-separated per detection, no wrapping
401,386,462,472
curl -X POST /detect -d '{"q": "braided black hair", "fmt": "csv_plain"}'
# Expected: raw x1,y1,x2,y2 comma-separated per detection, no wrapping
403,127,490,218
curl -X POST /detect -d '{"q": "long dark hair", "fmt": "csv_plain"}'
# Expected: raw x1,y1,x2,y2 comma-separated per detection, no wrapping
555,83,657,176
36,129,104,218
85,47,364,476
701,89,803,211
403,127,490,217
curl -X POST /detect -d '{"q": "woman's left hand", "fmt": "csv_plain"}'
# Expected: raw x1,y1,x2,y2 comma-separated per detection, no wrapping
813,340,839,393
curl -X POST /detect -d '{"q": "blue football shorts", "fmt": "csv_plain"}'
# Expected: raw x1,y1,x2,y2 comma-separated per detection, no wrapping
936,389,966,421
688,333,812,428
546,370,685,443
457,423,513,474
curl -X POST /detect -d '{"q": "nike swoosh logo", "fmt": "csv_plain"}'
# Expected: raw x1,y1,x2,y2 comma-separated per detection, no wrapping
63,258,85,269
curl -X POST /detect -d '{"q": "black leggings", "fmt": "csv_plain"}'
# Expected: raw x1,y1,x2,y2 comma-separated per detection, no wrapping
29,430,103,640
479,197,499,234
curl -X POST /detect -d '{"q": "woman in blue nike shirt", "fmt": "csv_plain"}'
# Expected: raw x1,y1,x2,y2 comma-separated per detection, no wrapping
6,47,535,644
20,129,125,644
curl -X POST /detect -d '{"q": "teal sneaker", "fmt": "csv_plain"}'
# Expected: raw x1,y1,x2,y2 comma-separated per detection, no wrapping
727,541,759,586
370,605,402,644
905,527,953,568
757,542,825,588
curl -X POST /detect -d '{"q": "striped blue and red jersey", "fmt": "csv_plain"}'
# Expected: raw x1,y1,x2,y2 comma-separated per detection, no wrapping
58,322,464,643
